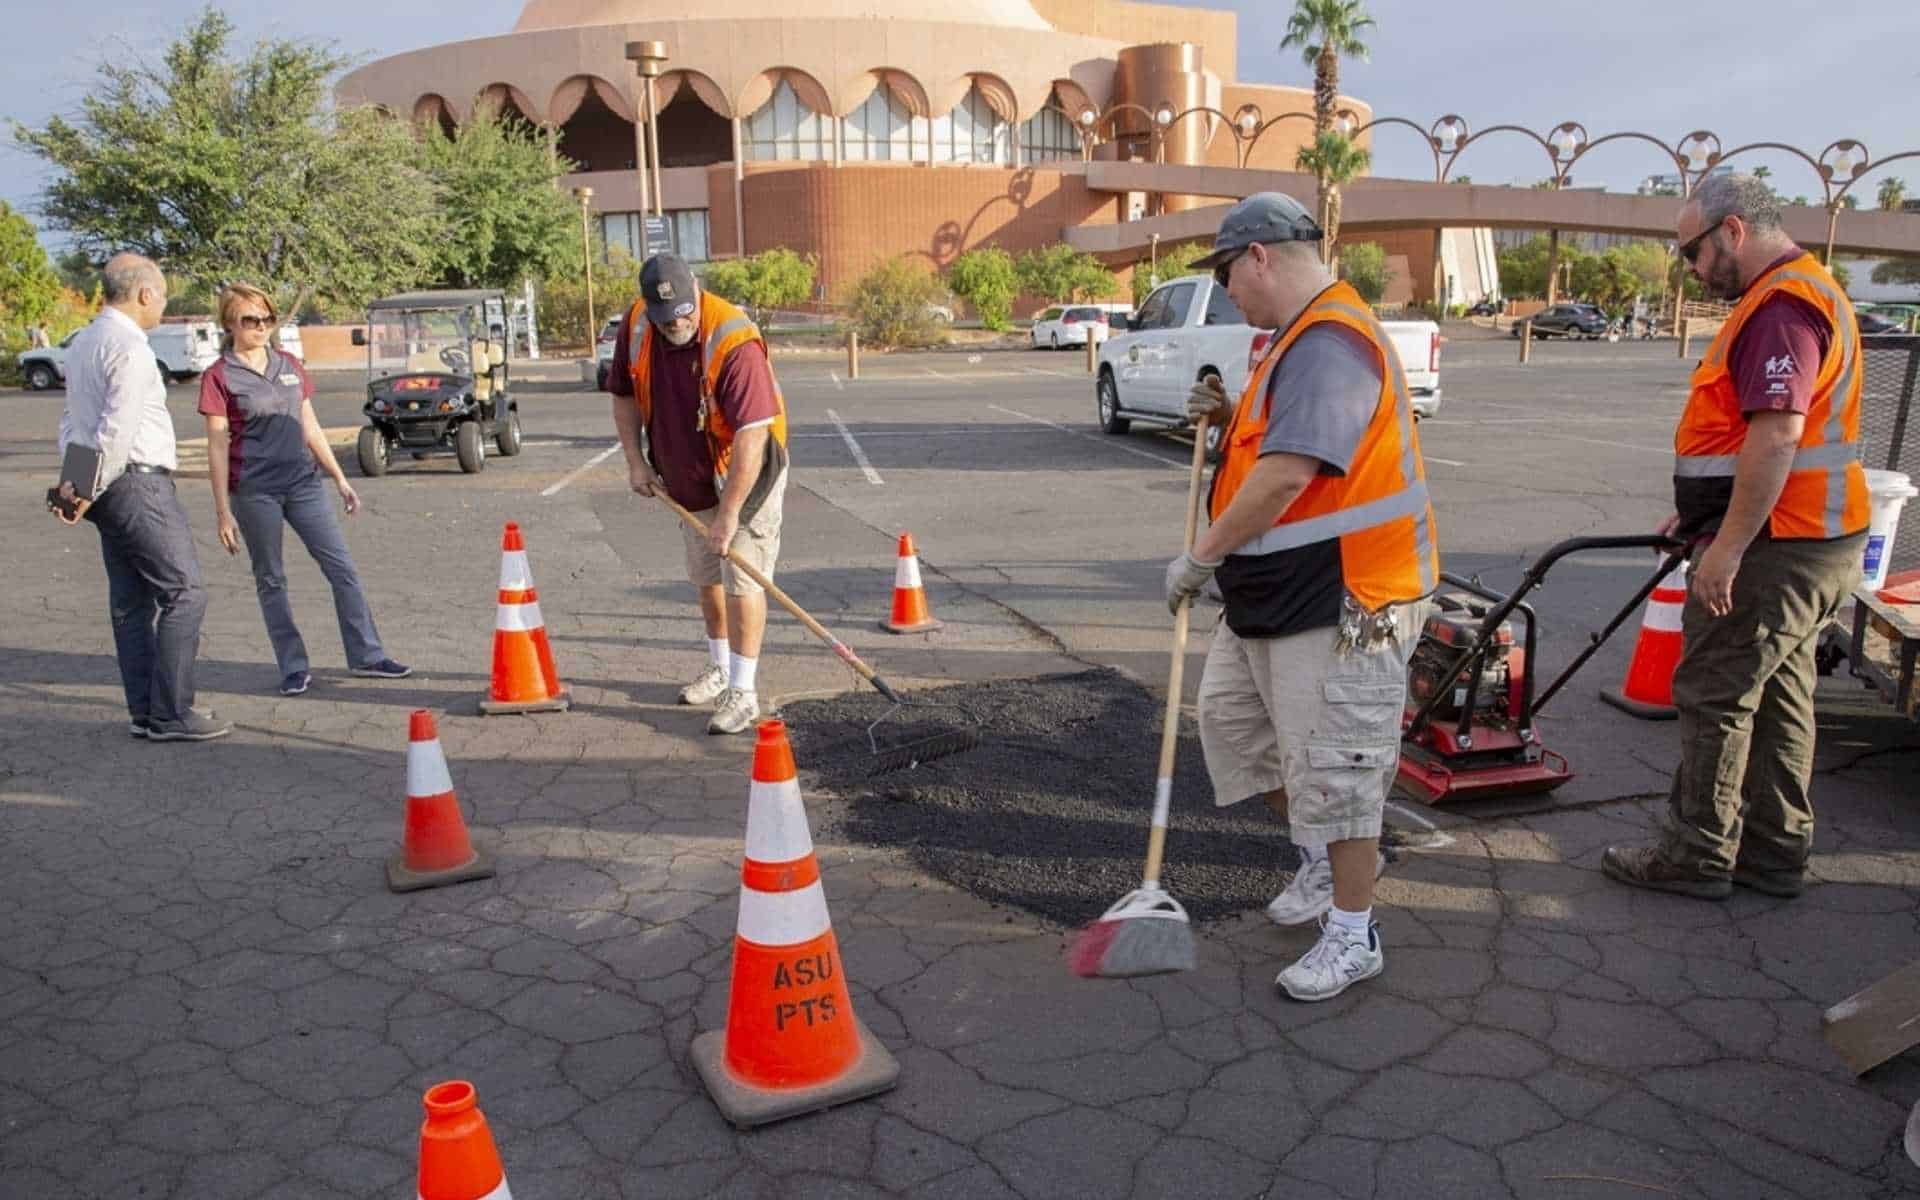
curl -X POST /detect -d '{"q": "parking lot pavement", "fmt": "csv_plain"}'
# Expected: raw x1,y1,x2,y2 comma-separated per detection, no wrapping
3,341,1918,1197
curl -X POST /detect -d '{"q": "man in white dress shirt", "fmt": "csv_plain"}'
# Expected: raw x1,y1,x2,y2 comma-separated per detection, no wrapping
57,253,229,742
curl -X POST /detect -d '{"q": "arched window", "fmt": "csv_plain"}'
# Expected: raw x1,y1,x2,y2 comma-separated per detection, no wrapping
744,79,828,161
929,85,1009,164
844,83,916,162
1021,89,1079,163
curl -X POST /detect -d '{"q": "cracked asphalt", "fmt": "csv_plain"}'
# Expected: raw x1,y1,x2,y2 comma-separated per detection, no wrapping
3,336,1918,1198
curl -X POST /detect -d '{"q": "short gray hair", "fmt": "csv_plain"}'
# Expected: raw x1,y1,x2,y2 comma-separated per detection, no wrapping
1692,172,1782,234
101,253,164,303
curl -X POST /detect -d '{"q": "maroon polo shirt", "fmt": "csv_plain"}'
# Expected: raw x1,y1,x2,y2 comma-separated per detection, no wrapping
606,310,780,511
1726,250,1835,418
197,349,317,494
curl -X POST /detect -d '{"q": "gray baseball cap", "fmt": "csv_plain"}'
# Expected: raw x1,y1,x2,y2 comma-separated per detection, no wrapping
1192,192,1323,269
640,253,699,326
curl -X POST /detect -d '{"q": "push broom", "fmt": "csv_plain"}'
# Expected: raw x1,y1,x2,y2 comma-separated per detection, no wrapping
655,492,977,774
1066,416,1209,978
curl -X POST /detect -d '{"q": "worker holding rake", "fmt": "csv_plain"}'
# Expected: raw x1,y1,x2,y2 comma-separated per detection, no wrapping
1171,193,1440,1001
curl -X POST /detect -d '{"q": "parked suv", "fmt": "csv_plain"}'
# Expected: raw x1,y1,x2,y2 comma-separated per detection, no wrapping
1512,303,1609,340
1030,303,1130,350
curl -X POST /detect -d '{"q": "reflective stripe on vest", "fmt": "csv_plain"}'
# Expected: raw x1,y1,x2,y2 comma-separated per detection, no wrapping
1237,480,1435,556
1672,439,1861,477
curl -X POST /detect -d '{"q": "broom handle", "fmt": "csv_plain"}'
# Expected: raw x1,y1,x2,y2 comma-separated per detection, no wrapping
1143,415,1210,887
654,492,902,703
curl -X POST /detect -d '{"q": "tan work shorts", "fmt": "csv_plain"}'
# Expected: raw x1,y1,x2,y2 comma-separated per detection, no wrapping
680,470,786,596
1197,600,1428,846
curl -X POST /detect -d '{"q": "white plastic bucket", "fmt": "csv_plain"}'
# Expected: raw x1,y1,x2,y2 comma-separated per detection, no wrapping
1862,468,1918,590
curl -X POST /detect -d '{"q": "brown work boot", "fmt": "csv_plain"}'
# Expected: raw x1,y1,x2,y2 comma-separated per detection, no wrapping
1600,846,1731,900
1731,864,1806,898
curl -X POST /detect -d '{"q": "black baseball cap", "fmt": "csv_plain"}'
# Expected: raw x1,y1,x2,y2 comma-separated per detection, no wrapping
640,253,698,326
1193,192,1324,269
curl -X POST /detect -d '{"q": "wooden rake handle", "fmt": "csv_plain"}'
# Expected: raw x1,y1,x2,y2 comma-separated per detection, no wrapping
653,491,902,703
1143,415,1209,887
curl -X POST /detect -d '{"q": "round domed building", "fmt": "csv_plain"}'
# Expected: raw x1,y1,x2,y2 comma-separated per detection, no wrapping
337,0,1367,295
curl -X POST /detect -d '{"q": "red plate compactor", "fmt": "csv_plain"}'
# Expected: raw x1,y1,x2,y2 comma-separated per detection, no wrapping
1397,535,1689,805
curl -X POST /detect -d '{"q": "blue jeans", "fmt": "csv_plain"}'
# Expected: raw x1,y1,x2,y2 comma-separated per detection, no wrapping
87,471,208,722
230,473,385,676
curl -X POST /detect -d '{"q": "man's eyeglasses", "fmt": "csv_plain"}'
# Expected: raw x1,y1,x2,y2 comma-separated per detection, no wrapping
237,314,277,330
1212,247,1248,288
1679,218,1727,265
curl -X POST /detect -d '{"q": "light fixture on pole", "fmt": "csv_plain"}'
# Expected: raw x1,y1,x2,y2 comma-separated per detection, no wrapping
573,186,596,347
626,41,670,225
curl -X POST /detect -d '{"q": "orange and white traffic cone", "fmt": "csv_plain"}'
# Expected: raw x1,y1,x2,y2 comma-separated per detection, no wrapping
881,532,942,634
690,720,900,1127
388,710,495,892
416,1080,513,1200
1600,560,1688,720
480,522,571,715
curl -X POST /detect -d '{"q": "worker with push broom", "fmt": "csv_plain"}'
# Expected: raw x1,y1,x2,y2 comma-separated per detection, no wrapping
606,253,790,735
1168,193,1440,1001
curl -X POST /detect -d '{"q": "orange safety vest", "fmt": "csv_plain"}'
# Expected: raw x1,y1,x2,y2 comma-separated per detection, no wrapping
1209,280,1439,616
626,290,788,487
1675,251,1867,540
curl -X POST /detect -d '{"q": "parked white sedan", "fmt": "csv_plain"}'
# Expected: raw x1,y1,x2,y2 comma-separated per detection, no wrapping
1030,304,1129,350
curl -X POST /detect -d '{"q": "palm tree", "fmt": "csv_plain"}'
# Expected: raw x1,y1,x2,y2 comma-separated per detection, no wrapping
1281,0,1374,259
1879,176,1908,212
1295,131,1371,262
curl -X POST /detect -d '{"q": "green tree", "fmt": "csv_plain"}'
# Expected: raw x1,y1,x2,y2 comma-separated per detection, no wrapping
698,247,817,326
14,9,443,317
0,202,62,327
1014,244,1117,306
1870,258,1920,287
1132,241,1207,306
417,101,577,290
1830,261,1852,291
1611,240,1671,299
1338,241,1392,304
1294,132,1369,256
1497,236,1553,298
1280,0,1373,258
1878,177,1908,211
847,256,946,348
944,247,1018,330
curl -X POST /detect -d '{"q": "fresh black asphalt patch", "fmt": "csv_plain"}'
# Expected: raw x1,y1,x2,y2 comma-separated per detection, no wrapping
785,668,1309,927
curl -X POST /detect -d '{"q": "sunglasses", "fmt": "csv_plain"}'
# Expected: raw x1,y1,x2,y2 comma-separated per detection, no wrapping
236,314,277,330
1212,246,1249,288
1678,217,1727,265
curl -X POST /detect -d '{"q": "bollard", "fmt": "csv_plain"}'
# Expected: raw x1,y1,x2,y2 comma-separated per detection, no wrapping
1085,333,1097,374
1518,320,1532,364
847,328,860,380
1678,319,1691,359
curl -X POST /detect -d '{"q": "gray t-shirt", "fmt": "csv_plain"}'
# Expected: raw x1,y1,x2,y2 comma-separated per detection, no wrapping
1257,323,1383,474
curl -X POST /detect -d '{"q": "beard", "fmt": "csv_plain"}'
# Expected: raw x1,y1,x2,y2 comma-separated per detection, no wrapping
1702,253,1743,301
660,323,697,346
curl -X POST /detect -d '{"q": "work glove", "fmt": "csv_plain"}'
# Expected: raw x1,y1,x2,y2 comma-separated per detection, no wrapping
1186,376,1230,423
1165,551,1223,614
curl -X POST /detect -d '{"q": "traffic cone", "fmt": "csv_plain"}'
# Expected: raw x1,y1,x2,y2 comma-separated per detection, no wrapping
416,1080,512,1200
690,720,900,1128
387,710,495,893
1600,560,1688,720
480,522,571,715
881,532,942,634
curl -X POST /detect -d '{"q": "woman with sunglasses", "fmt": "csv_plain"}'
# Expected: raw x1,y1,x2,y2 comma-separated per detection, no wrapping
198,283,410,695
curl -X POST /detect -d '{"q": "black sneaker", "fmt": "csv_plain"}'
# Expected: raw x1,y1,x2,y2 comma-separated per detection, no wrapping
280,670,312,696
352,659,413,680
129,718,151,738
146,711,233,742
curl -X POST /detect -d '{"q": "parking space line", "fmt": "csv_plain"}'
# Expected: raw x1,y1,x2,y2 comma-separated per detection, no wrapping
826,408,883,486
542,441,623,497
1425,456,1468,467
829,370,843,390
988,404,1187,470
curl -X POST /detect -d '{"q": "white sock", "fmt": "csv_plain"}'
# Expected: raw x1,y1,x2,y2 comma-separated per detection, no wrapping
1327,905,1372,938
728,654,758,692
706,638,730,669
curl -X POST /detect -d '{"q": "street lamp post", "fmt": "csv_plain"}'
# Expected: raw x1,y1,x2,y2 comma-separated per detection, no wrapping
626,41,669,227
573,186,596,347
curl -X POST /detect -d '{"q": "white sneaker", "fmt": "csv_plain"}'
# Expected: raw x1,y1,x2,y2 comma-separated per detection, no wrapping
679,663,728,706
1276,917,1383,1002
706,687,760,735
1264,850,1389,927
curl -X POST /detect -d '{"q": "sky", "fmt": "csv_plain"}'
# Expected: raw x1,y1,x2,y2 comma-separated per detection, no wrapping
5,0,1918,249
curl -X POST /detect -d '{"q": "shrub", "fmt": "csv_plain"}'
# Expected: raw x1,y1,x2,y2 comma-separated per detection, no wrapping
701,248,817,325
1015,244,1118,306
946,247,1018,331
847,256,946,348
536,243,636,348
1131,242,1209,306
1339,242,1393,305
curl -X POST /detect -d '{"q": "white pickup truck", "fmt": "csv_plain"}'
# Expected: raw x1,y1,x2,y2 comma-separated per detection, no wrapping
1094,274,1441,454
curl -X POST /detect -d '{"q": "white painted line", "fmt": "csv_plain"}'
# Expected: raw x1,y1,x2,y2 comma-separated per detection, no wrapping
1424,456,1468,467
921,366,957,381
829,370,844,390
541,441,623,497
988,404,1186,470
826,408,883,486
790,428,997,439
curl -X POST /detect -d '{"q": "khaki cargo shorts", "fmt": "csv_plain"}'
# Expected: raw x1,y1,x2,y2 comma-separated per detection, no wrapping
1197,600,1428,846
680,470,786,596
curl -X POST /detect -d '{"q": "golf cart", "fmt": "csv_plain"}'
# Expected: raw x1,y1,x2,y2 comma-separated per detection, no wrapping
352,289,523,475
